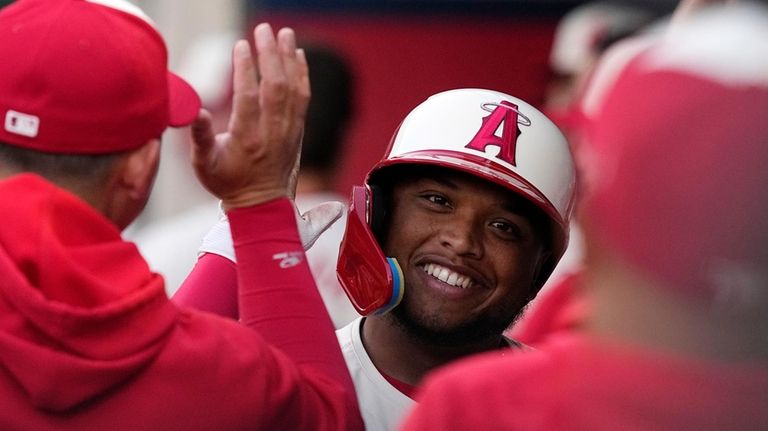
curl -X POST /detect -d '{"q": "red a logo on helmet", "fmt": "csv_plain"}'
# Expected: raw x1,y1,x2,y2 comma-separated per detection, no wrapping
465,101,523,166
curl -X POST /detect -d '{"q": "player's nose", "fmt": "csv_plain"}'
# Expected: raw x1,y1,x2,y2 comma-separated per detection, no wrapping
437,212,483,258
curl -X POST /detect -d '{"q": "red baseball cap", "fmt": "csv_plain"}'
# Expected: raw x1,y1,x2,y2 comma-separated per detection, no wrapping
0,0,201,154
582,3,768,304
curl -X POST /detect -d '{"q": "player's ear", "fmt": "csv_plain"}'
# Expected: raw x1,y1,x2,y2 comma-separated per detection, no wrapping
117,139,161,201
104,139,161,229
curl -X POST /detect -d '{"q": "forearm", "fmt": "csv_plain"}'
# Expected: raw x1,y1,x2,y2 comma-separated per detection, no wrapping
172,253,239,319
228,198,356,396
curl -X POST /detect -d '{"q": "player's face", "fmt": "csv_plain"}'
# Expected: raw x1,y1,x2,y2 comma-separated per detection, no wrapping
381,169,548,344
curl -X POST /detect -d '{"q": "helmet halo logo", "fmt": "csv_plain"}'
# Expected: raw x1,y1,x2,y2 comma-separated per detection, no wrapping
465,100,530,166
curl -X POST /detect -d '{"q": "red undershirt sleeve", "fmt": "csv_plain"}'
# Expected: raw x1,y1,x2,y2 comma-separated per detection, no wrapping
172,253,239,319
226,198,355,396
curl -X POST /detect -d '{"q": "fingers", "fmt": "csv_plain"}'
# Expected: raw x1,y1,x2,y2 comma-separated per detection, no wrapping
277,27,302,126
229,39,260,140
277,27,299,96
292,48,311,132
275,30,311,159
295,48,311,114
192,22,312,209
279,30,306,201
232,39,258,97
255,23,288,111
277,27,298,68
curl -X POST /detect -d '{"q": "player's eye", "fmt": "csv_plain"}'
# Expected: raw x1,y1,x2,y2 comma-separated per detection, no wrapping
425,194,448,205
490,220,524,241
419,192,453,211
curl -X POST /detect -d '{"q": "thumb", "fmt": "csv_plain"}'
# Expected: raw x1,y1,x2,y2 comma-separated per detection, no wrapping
191,109,215,152
296,201,346,250
191,109,239,200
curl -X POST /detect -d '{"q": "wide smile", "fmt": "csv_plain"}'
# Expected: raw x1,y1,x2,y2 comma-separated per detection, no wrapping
422,263,475,289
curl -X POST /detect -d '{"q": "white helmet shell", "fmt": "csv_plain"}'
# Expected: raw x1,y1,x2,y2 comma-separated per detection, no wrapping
369,88,576,263
337,88,577,315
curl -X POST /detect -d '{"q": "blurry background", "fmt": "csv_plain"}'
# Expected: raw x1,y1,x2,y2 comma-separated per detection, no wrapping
0,0,676,223
125,0,676,224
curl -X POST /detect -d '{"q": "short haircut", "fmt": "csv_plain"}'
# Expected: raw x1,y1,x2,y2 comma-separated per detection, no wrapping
0,141,121,186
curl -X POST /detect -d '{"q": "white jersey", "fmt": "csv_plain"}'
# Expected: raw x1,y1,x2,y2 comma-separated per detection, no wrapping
336,317,528,431
336,317,415,431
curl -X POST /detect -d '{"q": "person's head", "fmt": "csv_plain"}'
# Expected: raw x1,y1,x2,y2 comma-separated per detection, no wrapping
299,45,354,183
372,164,554,344
547,2,656,109
546,1,656,138
338,88,576,342
0,0,200,229
579,1,768,317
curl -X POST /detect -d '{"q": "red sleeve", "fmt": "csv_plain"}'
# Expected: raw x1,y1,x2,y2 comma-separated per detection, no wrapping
401,370,472,431
172,198,361,430
226,198,357,404
172,253,239,319
506,272,588,347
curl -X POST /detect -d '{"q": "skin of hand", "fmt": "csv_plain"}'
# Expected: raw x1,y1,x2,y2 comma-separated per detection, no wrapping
190,23,310,210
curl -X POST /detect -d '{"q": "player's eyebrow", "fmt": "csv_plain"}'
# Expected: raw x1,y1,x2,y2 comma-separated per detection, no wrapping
411,171,460,190
425,175,459,190
417,174,531,216
500,190,543,216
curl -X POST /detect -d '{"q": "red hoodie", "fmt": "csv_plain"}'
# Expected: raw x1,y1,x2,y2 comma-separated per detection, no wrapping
0,174,362,430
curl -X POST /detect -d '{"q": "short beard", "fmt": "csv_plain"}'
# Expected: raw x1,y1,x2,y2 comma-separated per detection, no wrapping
388,300,527,348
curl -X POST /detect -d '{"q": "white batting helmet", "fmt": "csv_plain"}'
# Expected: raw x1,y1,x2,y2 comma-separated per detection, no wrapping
338,88,576,315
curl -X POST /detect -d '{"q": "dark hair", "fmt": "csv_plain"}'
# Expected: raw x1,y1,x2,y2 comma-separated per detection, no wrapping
0,141,121,185
300,45,354,174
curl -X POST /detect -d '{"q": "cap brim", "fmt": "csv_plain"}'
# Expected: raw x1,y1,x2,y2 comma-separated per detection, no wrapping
167,72,201,127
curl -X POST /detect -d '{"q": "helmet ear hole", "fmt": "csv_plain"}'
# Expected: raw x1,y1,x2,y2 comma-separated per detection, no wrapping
368,184,387,239
532,250,554,292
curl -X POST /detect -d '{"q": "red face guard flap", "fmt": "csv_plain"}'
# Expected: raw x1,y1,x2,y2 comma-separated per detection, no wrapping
336,186,404,316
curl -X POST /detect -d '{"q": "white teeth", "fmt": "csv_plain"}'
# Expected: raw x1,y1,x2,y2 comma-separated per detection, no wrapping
423,264,474,288
437,268,450,282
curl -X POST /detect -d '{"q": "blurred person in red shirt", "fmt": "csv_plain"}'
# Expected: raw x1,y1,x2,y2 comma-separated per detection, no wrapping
402,1,768,430
509,1,661,347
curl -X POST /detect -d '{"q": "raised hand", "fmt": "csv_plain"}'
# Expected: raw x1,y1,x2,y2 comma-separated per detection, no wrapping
190,23,310,210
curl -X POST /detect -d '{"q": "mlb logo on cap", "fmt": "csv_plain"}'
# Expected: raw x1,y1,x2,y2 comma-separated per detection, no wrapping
5,111,40,138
